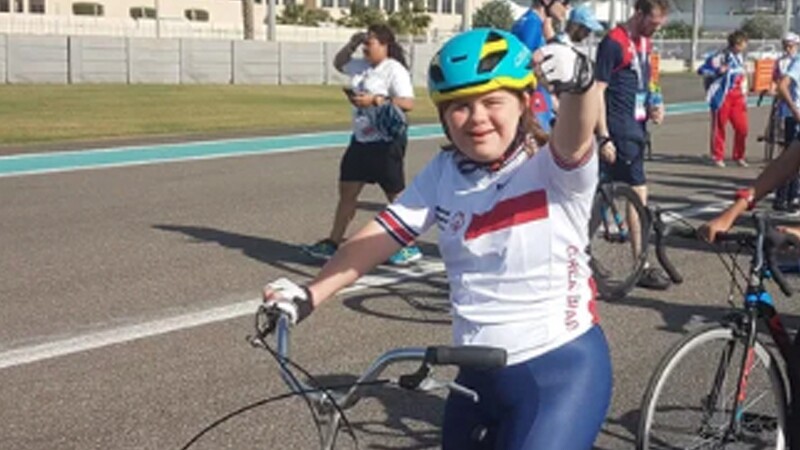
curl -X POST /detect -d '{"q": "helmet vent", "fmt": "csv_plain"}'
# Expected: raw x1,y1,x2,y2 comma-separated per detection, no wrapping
429,64,445,83
486,31,504,42
450,54,468,63
477,50,507,74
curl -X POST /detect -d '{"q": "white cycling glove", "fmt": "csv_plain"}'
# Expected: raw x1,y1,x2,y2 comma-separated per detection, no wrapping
538,42,595,95
264,278,314,325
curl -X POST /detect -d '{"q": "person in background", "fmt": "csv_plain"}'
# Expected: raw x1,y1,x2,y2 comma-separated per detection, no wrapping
772,32,800,214
698,30,750,168
511,0,570,133
558,4,604,46
595,0,670,291
303,24,422,266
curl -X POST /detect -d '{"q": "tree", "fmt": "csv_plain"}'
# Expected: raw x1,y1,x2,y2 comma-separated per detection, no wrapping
655,20,693,39
241,0,254,39
740,14,782,39
388,0,432,36
336,3,386,28
278,4,332,26
472,0,514,30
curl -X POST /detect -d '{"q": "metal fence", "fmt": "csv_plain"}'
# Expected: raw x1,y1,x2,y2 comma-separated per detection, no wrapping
0,34,784,86
0,34,444,85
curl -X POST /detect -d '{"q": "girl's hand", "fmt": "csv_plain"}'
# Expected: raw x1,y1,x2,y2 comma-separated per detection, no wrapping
351,93,376,108
699,214,735,243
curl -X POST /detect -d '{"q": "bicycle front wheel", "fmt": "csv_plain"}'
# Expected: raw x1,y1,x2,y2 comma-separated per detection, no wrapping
637,324,788,450
589,182,650,300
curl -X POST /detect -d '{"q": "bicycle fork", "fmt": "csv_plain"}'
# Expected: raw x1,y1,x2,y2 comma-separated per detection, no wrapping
599,186,629,242
699,309,760,443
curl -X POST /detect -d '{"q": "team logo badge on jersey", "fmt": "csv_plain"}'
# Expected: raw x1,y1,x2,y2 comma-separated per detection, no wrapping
450,211,466,233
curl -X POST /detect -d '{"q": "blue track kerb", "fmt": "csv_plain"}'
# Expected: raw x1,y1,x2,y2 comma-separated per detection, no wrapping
0,98,760,178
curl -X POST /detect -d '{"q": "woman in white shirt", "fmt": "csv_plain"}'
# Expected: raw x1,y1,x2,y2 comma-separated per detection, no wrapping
303,24,421,266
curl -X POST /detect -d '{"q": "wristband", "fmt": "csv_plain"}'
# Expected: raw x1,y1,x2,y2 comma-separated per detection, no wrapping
735,188,755,211
597,136,612,149
297,286,315,323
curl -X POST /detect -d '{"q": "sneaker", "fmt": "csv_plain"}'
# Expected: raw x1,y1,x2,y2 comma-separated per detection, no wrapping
302,239,338,260
636,267,672,291
387,245,423,266
712,159,726,168
784,205,800,217
735,159,749,167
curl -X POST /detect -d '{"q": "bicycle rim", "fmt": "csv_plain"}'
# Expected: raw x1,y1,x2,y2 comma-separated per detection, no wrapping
637,325,787,450
589,183,650,300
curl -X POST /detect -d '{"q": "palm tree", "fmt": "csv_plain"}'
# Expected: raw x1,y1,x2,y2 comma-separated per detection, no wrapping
242,0,255,39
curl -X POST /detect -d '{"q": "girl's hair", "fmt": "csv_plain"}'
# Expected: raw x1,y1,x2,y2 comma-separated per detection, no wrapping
728,30,748,48
439,89,549,154
368,24,408,68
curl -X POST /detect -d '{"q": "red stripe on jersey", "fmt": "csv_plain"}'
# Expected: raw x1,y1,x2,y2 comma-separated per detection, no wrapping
464,190,548,241
378,210,415,244
588,277,600,324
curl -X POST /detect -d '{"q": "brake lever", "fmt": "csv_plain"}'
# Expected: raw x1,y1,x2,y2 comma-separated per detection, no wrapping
414,377,480,403
251,305,279,345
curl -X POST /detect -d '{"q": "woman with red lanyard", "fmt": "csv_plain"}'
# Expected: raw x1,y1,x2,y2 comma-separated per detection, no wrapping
698,30,749,167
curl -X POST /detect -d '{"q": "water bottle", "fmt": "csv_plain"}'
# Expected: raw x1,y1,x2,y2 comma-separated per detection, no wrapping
649,81,663,107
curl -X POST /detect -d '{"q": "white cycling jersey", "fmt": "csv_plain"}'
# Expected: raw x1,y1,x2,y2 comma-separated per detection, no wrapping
376,143,599,365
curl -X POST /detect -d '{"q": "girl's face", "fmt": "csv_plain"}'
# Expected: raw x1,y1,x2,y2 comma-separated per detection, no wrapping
443,90,527,162
362,33,388,65
732,40,747,54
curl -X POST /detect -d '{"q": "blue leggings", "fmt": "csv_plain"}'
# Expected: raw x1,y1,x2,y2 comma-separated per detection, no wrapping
441,326,613,450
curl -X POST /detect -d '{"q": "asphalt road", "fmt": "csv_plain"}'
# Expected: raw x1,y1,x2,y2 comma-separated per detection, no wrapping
2,92,799,450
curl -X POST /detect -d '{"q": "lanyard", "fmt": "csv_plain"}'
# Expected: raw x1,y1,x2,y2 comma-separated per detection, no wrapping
623,27,648,91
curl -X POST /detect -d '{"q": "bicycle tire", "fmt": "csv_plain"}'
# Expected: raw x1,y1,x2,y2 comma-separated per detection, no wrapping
588,182,650,300
765,101,782,161
637,324,788,450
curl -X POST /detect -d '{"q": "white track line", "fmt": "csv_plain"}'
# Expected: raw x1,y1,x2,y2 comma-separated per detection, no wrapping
0,201,729,371
0,260,445,370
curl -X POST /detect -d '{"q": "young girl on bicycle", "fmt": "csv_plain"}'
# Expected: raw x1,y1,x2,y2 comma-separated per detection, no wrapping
263,29,611,449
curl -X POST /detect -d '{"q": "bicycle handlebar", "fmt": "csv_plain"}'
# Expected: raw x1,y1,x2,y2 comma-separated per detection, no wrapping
652,209,798,297
252,304,507,410
424,346,507,369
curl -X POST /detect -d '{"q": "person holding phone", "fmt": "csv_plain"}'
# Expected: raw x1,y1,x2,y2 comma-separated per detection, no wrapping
303,24,420,266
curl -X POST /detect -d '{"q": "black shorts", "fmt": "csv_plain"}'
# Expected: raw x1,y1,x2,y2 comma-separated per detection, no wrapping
601,137,646,187
340,134,407,194
785,117,800,144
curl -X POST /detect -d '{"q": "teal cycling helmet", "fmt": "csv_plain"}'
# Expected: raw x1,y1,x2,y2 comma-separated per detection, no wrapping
428,28,537,105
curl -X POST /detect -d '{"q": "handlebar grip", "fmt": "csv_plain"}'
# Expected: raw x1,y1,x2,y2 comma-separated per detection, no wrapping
425,346,507,369
714,231,753,244
765,228,798,297
652,215,692,284
654,226,683,284
768,252,793,297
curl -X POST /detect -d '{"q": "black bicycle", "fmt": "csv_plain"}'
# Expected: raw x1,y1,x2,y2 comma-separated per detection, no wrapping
757,90,785,162
589,170,651,300
636,210,800,450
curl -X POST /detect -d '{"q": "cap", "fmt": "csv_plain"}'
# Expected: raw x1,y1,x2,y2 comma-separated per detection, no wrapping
568,5,603,32
783,32,800,44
